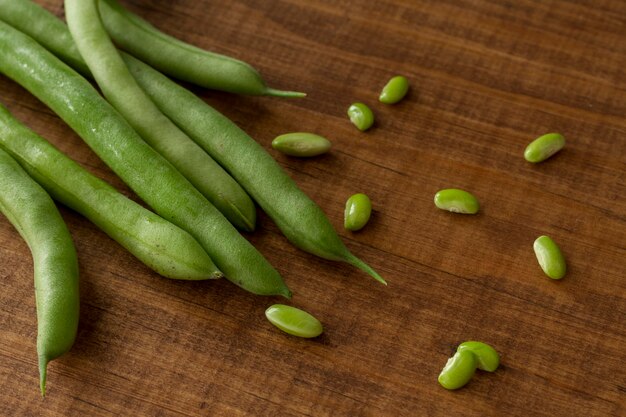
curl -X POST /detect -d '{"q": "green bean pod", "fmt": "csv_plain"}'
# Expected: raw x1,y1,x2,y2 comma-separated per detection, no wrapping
0,20,290,297
123,57,385,285
98,0,305,98
67,0,257,232
0,102,219,281
0,1,383,286
0,147,79,396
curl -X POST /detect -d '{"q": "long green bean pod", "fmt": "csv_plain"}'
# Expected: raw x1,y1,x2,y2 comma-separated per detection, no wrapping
0,102,220,281
0,147,79,396
0,0,257,232
0,20,291,297
0,0,385,285
98,0,305,98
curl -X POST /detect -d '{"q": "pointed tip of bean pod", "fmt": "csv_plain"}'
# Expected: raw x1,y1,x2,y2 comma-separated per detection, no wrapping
39,356,48,397
344,253,387,285
226,201,256,233
264,88,307,98
281,287,293,299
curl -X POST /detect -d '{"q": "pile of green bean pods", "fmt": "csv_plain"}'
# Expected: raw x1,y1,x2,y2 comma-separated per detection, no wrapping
0,0,575,397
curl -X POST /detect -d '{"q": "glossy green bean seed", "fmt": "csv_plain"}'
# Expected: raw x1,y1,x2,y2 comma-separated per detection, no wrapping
457,341,500,372
533,235,566,279
265,304,323,338
66,0,257,232
379,75,409,104
0,102,219,281
524,133,565,163
0,148,79,396
0,19,290,297
97,0,305,98
348,103,374,131
344,193,372,231
272,133,331,157
434,189,480,214
438,350,478,390
5,4,384,286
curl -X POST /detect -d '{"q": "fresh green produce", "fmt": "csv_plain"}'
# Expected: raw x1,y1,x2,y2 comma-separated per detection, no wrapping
524,133,565,163
379,75,409,104
0,0,385,285
0,20,290,297
438,350,477,390
272,132,331,157
533,235,566,279
434,189,480,214
347,102,374,131
0,147,79,396
265,304,323,338
0,102,219,280
97,0,305,98
344,193,372,231
457,341,500,372
65,0,256,232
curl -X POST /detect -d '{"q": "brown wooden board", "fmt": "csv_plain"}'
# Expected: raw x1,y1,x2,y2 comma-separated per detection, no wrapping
0,0,624,415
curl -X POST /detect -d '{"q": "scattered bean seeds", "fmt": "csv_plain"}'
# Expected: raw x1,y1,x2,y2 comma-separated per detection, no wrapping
272,133,331,157
533,235,566,279
347,102,374,131
265,304,323,338
379,75,409,104
524,133,565,163
434,189,480,214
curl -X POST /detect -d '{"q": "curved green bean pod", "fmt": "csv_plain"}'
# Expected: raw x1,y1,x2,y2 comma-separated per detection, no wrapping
0,0,256,232
98,0,305,98
0,1,382,285
124,57,385,284
68,0,256,232
0,102,219,281
0,147,79,396
0,20,291,297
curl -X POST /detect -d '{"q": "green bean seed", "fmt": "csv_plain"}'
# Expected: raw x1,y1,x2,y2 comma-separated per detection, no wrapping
0,102,219,281
348,103,374,131
0,148,79,396
438,350,478,390
272,133,331,157
533,235,566,279
97,0,305,98
0,19,290,297
5,3,385,286
265,304,323,338
457,341,500,372
434,189,480,214
524,133,565,163
379,75,409,104
344,193,372,231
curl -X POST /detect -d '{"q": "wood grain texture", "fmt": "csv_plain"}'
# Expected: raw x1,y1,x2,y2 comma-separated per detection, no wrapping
0,0,624,415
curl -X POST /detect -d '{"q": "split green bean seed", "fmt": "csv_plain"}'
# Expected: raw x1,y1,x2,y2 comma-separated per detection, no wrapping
344,193,372,231
533,235,566,279
272,133,331,157
379,75,409,104
265,304,323,338
0,19,290,297
438,350,477,390
524,133,565,163
434,189,480,214
0,147,79,396
5,3,385,286
0,102,219,281
457,341,500,372
98,0,305,98
348,103,374,131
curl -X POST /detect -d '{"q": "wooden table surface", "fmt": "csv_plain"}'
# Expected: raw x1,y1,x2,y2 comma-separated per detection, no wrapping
1,0,624,415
